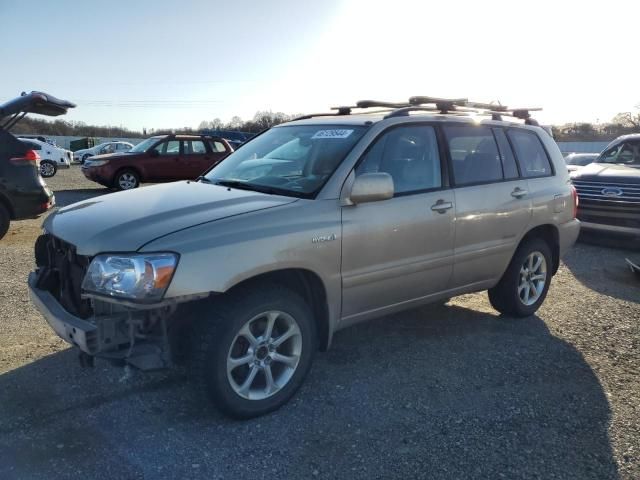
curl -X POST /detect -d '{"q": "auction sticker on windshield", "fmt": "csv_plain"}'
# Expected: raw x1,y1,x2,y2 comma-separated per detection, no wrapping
311,129,354,139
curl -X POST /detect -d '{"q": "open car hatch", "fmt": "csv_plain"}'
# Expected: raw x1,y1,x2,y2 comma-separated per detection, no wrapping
0,91,76,130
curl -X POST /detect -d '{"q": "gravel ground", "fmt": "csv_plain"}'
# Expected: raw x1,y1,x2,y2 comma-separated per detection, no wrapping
0,167,638,479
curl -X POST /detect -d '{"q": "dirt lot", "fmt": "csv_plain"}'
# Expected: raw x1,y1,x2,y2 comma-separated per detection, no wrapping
0,167,638,479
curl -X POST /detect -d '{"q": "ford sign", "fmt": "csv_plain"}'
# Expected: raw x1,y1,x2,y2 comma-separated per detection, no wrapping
601,187,624,197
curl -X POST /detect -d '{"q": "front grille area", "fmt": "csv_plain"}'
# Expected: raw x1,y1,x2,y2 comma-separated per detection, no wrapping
573,179,640,226
573,180,640,206
34,234,93,318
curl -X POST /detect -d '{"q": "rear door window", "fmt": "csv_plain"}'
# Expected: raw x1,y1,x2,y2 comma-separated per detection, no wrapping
153,140,181,155
185,140,207,154
443,125,503,186
507,130,553,177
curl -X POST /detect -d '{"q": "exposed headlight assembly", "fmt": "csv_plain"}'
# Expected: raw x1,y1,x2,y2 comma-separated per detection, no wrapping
82,253,178,302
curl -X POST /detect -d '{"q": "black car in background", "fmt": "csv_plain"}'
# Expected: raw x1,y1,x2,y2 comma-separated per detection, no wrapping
0,92,75,240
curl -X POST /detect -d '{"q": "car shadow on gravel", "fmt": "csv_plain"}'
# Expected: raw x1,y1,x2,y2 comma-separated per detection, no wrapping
53,188,112,208
563,242,639,304
0,303,620,480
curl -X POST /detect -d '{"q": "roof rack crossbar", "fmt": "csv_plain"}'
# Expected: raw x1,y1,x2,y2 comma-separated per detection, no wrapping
295,96,542,124
385,106,474,119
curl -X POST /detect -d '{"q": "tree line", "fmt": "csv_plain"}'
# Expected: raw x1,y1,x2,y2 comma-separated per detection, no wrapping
10,107,640,142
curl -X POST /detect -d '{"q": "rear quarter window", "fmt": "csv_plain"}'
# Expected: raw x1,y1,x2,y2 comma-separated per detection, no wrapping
209,140,228,153
507,130,553,177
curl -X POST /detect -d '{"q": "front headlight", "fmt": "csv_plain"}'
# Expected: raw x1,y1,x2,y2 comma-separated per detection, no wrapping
87,159,109,166
82,253,178,302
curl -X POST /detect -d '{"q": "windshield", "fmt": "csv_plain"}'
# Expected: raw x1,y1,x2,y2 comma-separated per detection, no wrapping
129,137,163,153
598,142,640,165
204,125,367,197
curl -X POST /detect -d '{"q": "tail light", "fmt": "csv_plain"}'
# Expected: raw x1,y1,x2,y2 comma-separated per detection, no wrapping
570,184,579,218
10,149,40,166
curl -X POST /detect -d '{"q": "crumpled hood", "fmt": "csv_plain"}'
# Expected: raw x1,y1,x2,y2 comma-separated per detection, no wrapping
44,181,297,255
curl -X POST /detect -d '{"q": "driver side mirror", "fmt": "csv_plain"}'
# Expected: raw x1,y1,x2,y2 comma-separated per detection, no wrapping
347,172,394,205
149,149,160,158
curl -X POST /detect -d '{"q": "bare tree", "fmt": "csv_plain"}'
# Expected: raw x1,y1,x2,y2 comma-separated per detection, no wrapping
612,105,640,128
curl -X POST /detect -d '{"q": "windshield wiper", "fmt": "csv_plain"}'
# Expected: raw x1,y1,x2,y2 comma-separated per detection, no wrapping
213,179,282,195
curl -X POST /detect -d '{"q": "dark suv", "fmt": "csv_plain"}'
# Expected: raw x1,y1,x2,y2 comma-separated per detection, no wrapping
81,134,233,190
0,91,74,240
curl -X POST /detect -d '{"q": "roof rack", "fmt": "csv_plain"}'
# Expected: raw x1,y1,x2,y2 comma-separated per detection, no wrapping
295,97,542,125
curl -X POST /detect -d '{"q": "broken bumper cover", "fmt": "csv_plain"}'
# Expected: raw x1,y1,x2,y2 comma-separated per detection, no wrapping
28,272,99,354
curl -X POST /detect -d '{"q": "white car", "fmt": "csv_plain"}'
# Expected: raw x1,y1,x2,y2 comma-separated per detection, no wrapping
74,141,134,164
18,137,72,178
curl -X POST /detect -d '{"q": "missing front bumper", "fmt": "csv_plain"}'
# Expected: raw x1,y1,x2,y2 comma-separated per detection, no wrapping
29,272,99,354
28,272,173,370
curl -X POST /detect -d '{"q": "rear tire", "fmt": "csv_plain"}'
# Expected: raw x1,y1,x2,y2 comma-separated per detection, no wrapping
488,237,552,317
114,169,140,190
190,285,316,419
0,204,10,240
40,160,57,178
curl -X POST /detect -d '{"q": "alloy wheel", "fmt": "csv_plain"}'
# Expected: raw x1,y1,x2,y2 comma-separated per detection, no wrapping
118,173,137,189
226,310,302,401
518,251,547,306
40,162,55,177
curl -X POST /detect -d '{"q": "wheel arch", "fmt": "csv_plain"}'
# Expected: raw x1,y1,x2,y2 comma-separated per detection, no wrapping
518,224,560,274
225,268,332,351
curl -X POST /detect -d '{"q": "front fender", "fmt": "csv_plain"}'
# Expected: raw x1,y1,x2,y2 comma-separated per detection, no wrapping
141,199,343,332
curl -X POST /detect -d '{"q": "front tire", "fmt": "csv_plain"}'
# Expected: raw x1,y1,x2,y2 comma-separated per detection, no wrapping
0,204,10,240
191,285,316,418
40,160,57,178
114,169,140,190
488,237,552,317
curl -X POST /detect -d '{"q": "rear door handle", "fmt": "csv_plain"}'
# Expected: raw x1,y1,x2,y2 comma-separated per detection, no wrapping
431,199,453,213
511,187,528,198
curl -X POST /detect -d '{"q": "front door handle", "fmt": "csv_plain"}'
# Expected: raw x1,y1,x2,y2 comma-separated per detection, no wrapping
431,199,453,213
511,187,528,198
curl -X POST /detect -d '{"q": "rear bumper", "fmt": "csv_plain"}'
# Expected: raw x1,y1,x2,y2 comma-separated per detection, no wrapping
13,192,55,219
558,218,581,257
28,272,99,354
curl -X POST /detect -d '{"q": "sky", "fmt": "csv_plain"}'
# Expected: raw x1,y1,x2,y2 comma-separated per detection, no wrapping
0,0,638,131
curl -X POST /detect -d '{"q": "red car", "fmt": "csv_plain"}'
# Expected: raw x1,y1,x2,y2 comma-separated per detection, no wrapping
81,134,233,190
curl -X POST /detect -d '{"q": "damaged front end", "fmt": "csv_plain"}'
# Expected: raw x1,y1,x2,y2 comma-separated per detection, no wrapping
29,234,200,370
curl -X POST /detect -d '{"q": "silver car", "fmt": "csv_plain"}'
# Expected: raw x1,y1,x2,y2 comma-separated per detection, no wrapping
28,98,580,418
